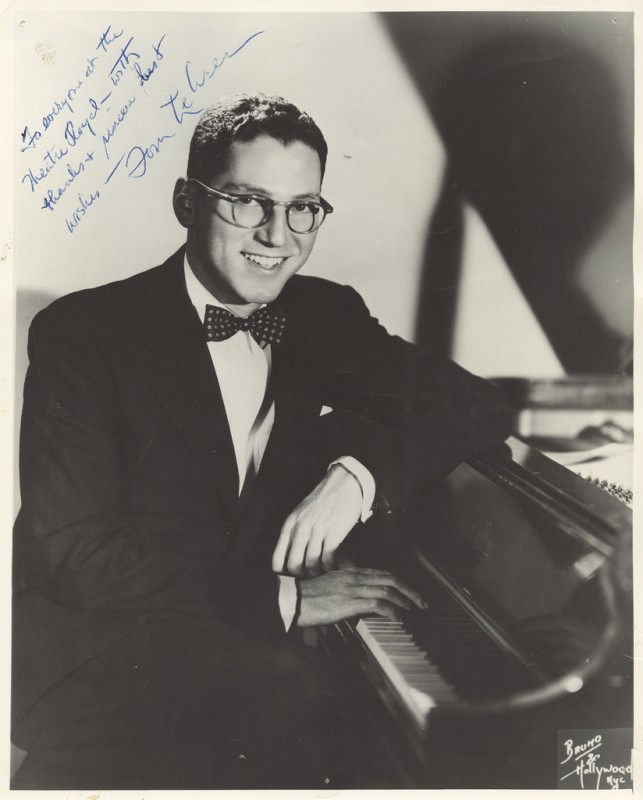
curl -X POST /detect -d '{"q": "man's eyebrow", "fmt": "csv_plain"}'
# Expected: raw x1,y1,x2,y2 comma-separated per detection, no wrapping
221,182,321,200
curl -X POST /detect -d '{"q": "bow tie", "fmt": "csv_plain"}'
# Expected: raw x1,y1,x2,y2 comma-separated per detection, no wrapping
204,304,288,347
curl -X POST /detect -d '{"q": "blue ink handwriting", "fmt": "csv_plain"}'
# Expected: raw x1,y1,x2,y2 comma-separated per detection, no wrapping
159,89,202,126
39,152,95,211
109,36,141,86
19,59,101,152
101,96,136,159
19,24,263,232
65,190,101,233
186,30,264,94
41,79,84,131
104,153,126,185
85,56,98,78
125,133,175,178
64,93,113,149
134,33,167,88
20,127,42,152
160,31,263,125
21,144,71,192
96,25,124,53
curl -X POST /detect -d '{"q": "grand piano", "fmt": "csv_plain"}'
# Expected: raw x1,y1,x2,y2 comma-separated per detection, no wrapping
321,435,633,789
319,13,634,789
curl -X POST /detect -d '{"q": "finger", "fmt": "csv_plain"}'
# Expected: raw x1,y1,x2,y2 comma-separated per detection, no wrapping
340,565,394,577
320,543,339,573
373,574,426,610
336,554,356,570
353,583,417,612
341,569,427,610
304,536,324,578
390,579,427,611
354,598,405,623
286,523,316,577
271,518,295,573
340,565,400,578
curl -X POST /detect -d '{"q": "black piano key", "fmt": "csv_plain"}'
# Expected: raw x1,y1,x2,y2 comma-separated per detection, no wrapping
398,575,537,701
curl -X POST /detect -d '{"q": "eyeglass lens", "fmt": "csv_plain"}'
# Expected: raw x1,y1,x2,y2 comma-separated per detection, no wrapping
230,197,324,233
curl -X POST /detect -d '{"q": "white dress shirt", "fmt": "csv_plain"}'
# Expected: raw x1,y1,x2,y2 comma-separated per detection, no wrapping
183,258,375,628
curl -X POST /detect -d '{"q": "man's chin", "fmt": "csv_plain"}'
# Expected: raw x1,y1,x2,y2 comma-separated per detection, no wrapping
242,280,290,306
226,291,281,314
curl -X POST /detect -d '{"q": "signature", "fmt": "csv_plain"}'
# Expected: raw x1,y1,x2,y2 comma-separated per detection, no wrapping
559,734,631,789
105,132,175,183
160,30,264,125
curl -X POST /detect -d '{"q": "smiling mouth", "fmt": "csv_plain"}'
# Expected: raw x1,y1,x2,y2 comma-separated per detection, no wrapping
243,253,287,268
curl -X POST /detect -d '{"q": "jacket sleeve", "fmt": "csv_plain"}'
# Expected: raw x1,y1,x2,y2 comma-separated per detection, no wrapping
14,309,285,639
294,283,512,512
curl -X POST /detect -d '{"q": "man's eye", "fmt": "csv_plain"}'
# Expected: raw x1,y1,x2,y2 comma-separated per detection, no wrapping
292,203,314,214
237,196,258,206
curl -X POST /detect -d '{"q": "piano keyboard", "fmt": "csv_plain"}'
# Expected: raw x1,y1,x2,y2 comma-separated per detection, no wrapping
345,566,538,737
355,617,459,731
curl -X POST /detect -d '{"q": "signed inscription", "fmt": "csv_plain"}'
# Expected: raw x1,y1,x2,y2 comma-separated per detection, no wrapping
18,22,264,234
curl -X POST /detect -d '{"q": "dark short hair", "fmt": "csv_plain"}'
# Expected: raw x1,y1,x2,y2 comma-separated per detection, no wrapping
187,92,328,183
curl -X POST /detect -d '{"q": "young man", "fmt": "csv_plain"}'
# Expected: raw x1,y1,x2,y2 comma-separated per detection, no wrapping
12,93,510,789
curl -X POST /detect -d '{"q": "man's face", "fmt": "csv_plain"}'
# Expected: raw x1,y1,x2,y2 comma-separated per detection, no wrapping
185,135,323,311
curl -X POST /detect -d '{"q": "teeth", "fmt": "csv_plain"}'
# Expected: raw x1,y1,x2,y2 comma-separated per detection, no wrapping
244,254,285,268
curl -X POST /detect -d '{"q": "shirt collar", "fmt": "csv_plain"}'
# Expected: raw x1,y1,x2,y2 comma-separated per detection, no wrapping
184,254,227,321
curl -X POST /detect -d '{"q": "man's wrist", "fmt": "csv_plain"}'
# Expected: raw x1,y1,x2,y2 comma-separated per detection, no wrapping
328,456,375,522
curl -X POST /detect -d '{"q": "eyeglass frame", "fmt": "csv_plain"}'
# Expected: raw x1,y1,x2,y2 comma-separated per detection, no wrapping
188,178,334,234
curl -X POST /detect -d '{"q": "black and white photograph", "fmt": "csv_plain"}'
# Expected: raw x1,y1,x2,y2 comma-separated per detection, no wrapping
5,3,637,793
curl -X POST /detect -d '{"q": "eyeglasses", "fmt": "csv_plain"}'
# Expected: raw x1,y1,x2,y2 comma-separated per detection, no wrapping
190,179,333,234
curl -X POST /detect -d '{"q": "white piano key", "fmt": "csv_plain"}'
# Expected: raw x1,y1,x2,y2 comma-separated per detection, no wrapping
355,617,459,730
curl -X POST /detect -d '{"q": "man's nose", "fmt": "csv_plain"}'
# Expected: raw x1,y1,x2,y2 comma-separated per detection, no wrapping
255,206,289,248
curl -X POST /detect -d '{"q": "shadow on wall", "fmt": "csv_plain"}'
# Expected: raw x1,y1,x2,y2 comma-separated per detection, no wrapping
14,291,59,512
15,290,59,387
382,13,633,374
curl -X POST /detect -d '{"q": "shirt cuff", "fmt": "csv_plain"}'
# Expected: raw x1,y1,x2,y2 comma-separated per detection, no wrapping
278,575,299,631
329,456,376,522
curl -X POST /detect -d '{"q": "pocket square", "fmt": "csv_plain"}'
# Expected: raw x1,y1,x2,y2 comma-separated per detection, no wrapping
320,405,334,416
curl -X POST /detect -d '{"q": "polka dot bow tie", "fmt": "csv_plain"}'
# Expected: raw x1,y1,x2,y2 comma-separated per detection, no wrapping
204,304,288,347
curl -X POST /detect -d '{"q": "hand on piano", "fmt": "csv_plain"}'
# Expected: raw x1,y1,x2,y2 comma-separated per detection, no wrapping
296,566,428,628
271,464,364,578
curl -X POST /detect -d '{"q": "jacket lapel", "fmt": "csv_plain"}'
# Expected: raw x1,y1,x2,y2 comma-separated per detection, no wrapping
129,254,240,518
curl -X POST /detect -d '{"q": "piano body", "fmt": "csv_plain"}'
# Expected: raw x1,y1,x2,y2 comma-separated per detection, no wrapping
322,436,633,789
323,15,635,788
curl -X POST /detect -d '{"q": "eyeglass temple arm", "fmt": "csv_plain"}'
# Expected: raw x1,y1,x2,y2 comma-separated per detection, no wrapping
189,178,333,213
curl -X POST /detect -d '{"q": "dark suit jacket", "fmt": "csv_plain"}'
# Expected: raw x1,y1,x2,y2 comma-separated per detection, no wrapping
12,247,510,726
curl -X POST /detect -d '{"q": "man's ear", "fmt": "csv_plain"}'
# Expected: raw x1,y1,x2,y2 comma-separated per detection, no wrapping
173,178,197,228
